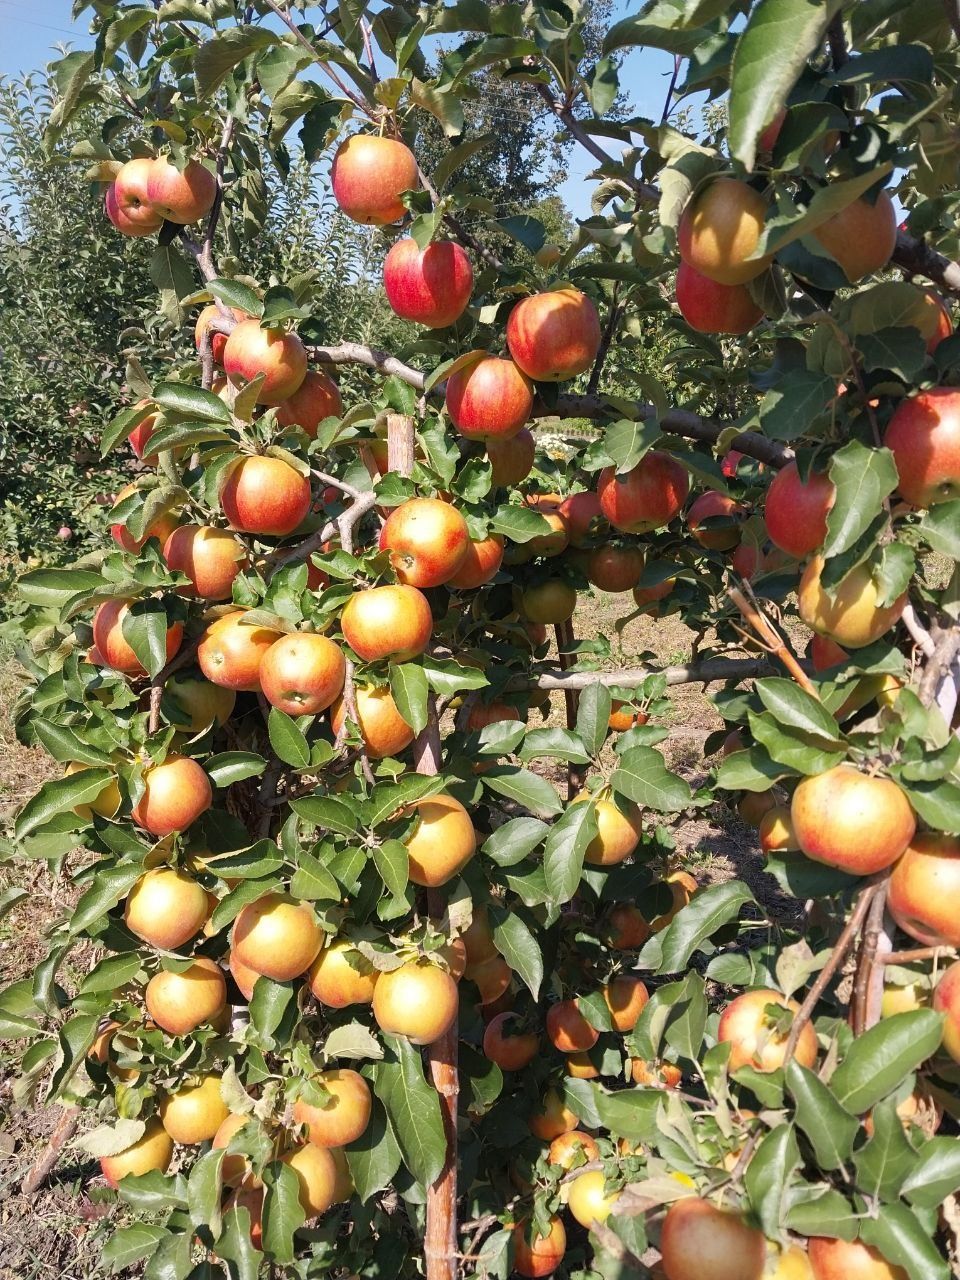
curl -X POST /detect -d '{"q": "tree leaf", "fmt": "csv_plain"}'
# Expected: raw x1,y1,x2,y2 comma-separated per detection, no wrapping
729,0,840,172
854,1096,917,1201
829,1010,946,1115
611,745,691,812
373,839,409,899
377,1039,447,1188
291,794,360,837
390,662,429,736
785,1060,859,1171
15,768,112,840
481,766,563,818
902,1137,960,1209
195,27,279,98
745,1122,800,1239
489,909,544,999
345,1097,402,1201
652,881,754,975
261,1161,306,1265
542,801,597,905
755,678,842,741
481,817,549,868
576,683,612,758
823,440,899,560
859,1204,950,1280
268,709,310,768
204,752,264,786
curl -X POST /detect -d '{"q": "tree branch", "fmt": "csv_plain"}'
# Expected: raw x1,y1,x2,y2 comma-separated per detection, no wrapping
512,655,781,691
533,83,659,202
727,584,818,695
261,0,373,115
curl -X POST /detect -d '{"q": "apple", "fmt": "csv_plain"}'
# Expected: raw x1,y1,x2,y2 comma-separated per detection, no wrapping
608,701,648,731
678,177,772,286
520,579,577,625
808,1236,907,1280
146,157,217,224
163,524,247,600
124,866,209,950
371,958,459,1045
330,682,415,758
232,892,323,981
799,556,907,649
331,134,418,225
660,1197,766,1280
159,1074,230,1144
933,961,960,1061
546,998,598,1053
811,191,897,283
105,183,161,237
764,461,836,559
567,1170,619,1229
888,834,960,946
758,108,787,154
379,497,470,587
64,761,121,821
630,1058,682,1088
511,1215,566,1278
486,427,535,486
309,938,379,1008
110,483,179,553
132,755,212,836
100,1119,173,1188
791,764,916,874
602,974,649,1031
738,790,777,827
572,789,642,866
548,1130,600,1172
585,545,645,592
566,1051,599,1079
281,1143,338,1218
650,870,698,932
401,792,477,887
275,368,343,436
603,903,650,950
341,584,433,662
557,490,604,546
687,490,747,550
505,288,601,381
598,451,690,532
447,532,505,589
126,403,160,461
194,304,247,364
223,319,308,405
810,633,848,672
884,387,960,507
527,1087,578,1140
213,1113,254,1187
383,237,474,328
145,956,226,1035
466,699,522,731
633,577,676,612
759,805,798,853
93,598,183,677
259,632,346,716
918,288,953,354
112,157,162,224
881,980,929,1019
718,988,818,1072
220,454,311,536
482,1012,539,1070
197,610,282,691
292,1068,372,1147
445,355,533,439
675,261,764,334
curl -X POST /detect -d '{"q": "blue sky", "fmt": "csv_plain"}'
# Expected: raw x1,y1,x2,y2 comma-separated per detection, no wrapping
0,0,677,219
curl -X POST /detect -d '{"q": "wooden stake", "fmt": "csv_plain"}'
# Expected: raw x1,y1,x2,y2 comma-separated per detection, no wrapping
388,412,459,1280
553,617,585,801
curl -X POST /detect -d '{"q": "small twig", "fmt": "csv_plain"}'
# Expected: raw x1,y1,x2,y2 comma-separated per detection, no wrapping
784,882,879,1060
826,14,849,70
312,470,366,501
728,583,819,696
885,945,957,966
261,0,374,115
533,83,658,202
360,17,378,81
22,1107,79,1195
660,55,681,124
587,283,621,396
918,623,960,707
902,603,937,658
852,878,891,1035
553,618,585,802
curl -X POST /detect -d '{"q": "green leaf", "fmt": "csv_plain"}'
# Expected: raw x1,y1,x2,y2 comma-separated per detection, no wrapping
289,850,340,902
121,599,170,678
576,683,612,758
785,1186,859,1239
653,881,754,974
899,777,960,833
757,164,894,257
859,1204,950,1280
728,0,840,172
249,978,297,1049
759,371,836,441
32,721,114,766
377,1039,447,1188
421,655,490,695
290,795,360,837
748,712,846,776
390,663,430,736
102,1225,170,1274
208,277,264,316
481,766,563,819
605,418,662,474
755,678,842,741
541,800,597,906
917,502,960,559
824,440,900,560
204,752,263,786
854,1096,917,1201
195,27,279,98
268,709,310,768
373,839,410,899
79,951,143,995
186,1148,224,1237
68,863,144,937
149,243,195,316
829,1010,946,1115
519,727,591,764
15,769,112,840
902,1137,960,1209
18,568,106,609
611,745,691,812
152,381,233,424
367,774,447,828
217,1204,264,1279
489,909,543,999
829,44,934,86
481,817,549,868
745,1122,799,1239
261,1161,306,1265
489,505,552,544
345,1097,402,1201
785,1060,859,1171
101,400,158,458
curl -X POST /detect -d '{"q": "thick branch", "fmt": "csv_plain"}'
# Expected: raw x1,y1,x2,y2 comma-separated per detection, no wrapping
513,656,780,691
554,618,585,801
22,1107,79,1195
892,230,960,298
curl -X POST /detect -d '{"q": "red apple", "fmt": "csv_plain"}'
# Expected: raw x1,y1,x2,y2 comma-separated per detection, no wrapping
223,319,308,406
93,598,183,677
884,387,960,508
383,237,473,328
675,262,764,334
163,524,248,601
598,451,690,532
791,764,916,875
111,158,161,227
379,498,470,588
275,370,343,437
331,134,418,225
687,490,746,550
445,356,533,439
557,490,604,547
220,455,311,537
809,1236,907,1280
486,428,535,486
447,533,505,589
765,462,836,559
146,158,217,224
195,305,247,365
810,634,848,672
934,961,960,1063
888,834,960,947
505,288,601,381
919,288,953,354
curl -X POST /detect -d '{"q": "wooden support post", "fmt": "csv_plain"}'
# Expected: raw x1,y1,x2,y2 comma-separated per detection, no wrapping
387,412,459,1280
553,617,585,801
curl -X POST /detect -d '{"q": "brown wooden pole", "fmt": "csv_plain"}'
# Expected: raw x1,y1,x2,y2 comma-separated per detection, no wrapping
553,617,585,801
388,413,459,1280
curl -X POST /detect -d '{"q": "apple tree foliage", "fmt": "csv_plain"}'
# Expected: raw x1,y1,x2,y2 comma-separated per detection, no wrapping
3,2,960,1279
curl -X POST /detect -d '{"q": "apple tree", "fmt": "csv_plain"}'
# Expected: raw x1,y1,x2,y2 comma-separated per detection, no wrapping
4,2,960,1279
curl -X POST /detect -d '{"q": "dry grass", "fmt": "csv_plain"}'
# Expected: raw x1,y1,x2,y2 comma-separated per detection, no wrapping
0,590,783,1276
